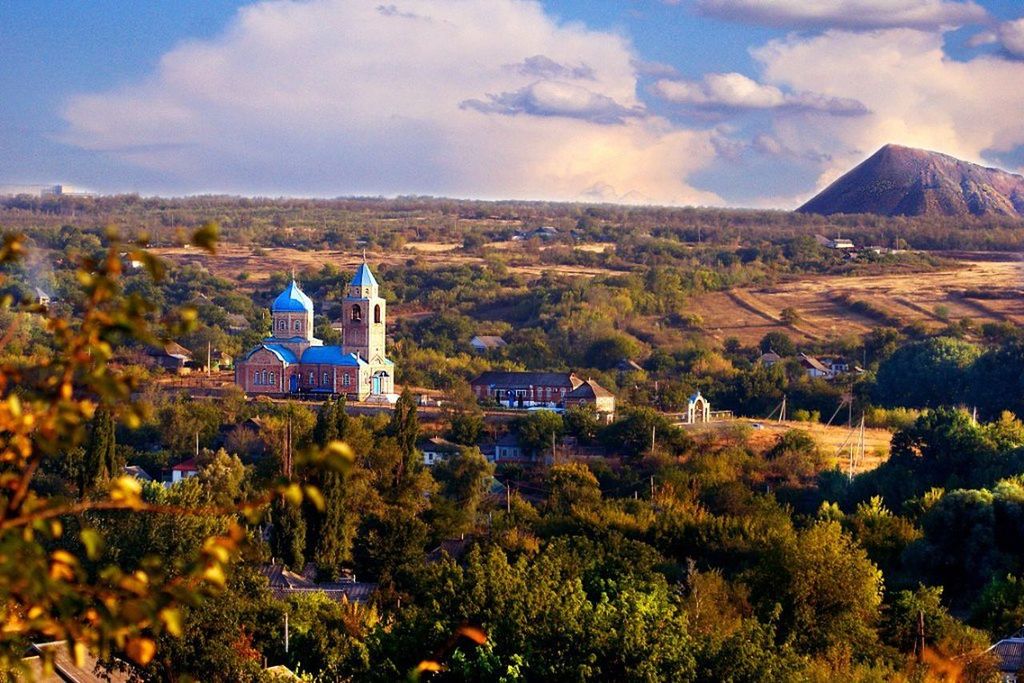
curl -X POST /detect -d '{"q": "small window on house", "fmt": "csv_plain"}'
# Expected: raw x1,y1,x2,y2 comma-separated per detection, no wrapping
351,304,362,322
374,304,381,324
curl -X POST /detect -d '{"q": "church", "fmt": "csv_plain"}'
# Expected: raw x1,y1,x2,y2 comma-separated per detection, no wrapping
235,261,395,400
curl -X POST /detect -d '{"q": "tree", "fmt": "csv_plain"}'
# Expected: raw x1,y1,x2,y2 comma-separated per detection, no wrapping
601,407,691,457
514,410,564,457
432,447,494,534
389,388,419,461
270,498,307,571
546,463,601,516
585,334,640,370
447,411,484,446
872,337,981,409
81,407,118,495
752,520,883,657
759,331,796,357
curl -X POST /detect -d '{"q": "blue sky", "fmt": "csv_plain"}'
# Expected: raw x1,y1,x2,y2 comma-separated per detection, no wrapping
3,0,1024,207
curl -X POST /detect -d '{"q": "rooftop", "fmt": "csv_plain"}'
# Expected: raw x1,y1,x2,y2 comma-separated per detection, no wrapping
350,263,378,288
272,280,314,313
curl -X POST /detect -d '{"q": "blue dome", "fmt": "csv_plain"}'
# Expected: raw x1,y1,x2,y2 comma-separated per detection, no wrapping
272,281,314,313
350,263,378,288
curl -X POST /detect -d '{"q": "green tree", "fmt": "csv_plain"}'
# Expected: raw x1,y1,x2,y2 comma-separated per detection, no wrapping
81,406,118,494
514,410,564,457
270,498,307,571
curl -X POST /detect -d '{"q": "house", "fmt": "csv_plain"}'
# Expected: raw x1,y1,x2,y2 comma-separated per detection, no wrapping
757,351,783,367
989,628,1024,682
259,563,377,604
170,458,198,484
235,261,395,400
615,358,644,373
470,371,583,409
426,535,473,563
34,287,52,307
470,335,507,353
147,341,193,371
419,436,461,466
799,353,833,379
820,357,851,375
123,465,153,482
814,234,856,250
512,226,560,241
563,379,616,421
494,432,527,462
22,640,135,682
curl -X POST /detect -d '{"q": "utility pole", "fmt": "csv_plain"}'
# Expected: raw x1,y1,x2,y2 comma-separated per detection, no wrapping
506,483,511,514
284,612,289,654
650,425,656,457
207,341,211,378
650,475,655,500
195,431,199,458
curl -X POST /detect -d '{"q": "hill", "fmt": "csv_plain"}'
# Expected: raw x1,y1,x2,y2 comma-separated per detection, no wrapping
799,144,1024,218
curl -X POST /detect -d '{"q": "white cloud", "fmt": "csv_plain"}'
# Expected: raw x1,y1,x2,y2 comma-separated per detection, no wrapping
695,0,988,30
652,72,867,115
750,28,1024,198
61,0,721,205
997,18,1024,58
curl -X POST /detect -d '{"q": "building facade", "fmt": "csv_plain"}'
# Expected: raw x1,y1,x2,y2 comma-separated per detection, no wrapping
235,262,395,400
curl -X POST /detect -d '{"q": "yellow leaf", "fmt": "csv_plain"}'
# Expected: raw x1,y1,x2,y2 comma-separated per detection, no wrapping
304,485,325,511
110,476,142,505
323,440,355,473
456,625,488,645
125,637,156,665
73,641,86,667
283,483,303,506
159,607,183,637
202,563,226,588
415,660,443,672
192,221,220,254
80,528,104,560
50,550,78,567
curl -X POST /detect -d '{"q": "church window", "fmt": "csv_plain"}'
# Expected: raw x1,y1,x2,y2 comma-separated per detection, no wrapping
278,320,286,331
374,304,381,324
309,371,315,385
253,371,259,385
351,304,362,322
294,320,302,331
269,372,275,385
343,373,351,387
261,370,268,384
323,371,329,385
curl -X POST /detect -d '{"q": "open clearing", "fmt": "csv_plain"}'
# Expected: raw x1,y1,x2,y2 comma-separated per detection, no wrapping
688,256,1024,346
153,242,622,287
687,418,892,475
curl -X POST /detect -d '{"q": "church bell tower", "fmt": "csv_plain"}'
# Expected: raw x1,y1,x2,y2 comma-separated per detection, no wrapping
342,261,386,363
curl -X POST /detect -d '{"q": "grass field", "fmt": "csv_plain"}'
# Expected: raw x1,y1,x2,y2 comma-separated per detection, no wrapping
686,418,892,475
687,255,1024,345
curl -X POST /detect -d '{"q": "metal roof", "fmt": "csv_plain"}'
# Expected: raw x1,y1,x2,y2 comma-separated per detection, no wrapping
272,281,314,313
247,344,298,364
990,637,1024,672
471,371,581,389
565,379,614,399
350,263,378,288
300,346,365,366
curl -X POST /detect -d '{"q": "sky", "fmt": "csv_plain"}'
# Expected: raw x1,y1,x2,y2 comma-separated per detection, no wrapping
3,0,1024,208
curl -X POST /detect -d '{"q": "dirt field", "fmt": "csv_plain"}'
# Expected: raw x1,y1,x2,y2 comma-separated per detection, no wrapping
152,242,621,287
688,256,1024,345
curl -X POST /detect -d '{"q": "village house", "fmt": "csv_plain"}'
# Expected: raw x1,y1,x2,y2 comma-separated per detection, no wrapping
493,432,527,462
147,341,193,372
563,379,616,421
470,371,617,416
419,436,461,466
756,351,782,368
234,261,395,400
989,627,1024,682
799,353,833,379
470,335,507,353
